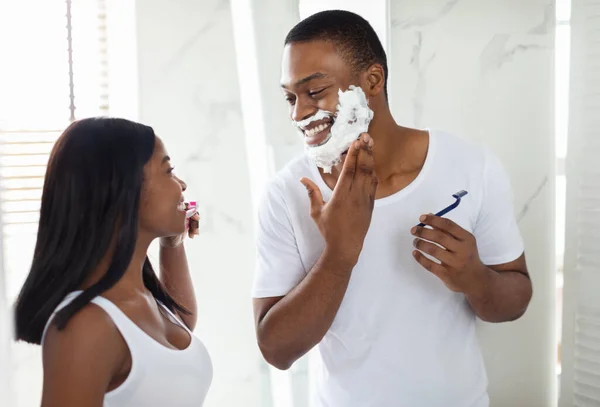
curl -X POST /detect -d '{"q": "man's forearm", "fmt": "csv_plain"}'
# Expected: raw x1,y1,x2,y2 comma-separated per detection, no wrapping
160,244,198,330
464,266,532,323
257,248,355,370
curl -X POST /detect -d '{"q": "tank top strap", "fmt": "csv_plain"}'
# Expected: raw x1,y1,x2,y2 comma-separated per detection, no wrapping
155,301,191,333
88,296,147,348
42,292,145,352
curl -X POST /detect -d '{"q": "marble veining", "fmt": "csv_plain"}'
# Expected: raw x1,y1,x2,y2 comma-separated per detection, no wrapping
517,176,549,223
391,0,460,30
158,0,229,81
480,34,546,75
182,101,241,163
160,24,215,80
410,31,436,128
528,3,556,34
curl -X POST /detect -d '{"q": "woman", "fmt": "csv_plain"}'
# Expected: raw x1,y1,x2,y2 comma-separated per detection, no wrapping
14,117,212,406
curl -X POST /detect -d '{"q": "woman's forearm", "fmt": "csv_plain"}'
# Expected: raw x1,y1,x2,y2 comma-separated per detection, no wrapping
159,244,197,330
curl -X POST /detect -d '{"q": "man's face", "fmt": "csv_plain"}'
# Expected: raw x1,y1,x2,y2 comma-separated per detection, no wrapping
280,40,359,148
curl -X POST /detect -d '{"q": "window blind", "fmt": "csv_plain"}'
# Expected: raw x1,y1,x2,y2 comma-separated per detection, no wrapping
560,0,600,405
0,0,109,300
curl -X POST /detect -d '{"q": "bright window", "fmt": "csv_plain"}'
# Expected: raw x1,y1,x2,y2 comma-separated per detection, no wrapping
0,1,111,406
554,0,571,380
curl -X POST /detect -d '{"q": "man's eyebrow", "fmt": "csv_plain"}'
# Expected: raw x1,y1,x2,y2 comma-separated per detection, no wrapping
281,72,329,88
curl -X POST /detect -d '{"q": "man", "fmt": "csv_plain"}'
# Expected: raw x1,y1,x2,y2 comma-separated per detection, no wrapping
252,10,532,407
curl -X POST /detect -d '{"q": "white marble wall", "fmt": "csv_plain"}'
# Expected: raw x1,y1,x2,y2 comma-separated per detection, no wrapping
390,1,556,406
135,0,267,405
229,1,302,406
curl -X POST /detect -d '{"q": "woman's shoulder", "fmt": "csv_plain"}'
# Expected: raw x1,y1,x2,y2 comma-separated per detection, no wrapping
42,302,128,378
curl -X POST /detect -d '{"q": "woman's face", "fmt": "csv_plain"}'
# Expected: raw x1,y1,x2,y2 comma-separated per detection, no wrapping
138,136,188,238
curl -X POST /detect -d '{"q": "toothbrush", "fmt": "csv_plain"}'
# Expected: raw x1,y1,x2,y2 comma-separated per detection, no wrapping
184,201,197,231
185,201,197,219
416,190,468,227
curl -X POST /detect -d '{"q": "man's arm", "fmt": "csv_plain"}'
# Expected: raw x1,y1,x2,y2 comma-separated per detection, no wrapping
412,215,532,323
254,135,377,370
254,249,355,370
412,146,532,322
463,253,532,322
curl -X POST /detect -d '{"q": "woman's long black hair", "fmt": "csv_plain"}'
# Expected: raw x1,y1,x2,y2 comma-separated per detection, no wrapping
14,117,188,344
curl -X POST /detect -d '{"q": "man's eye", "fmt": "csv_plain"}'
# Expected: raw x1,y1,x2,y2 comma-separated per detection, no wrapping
309,89,325,97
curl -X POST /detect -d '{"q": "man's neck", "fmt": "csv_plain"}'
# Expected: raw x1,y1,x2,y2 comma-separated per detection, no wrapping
324,107,423,182
368,109,411,178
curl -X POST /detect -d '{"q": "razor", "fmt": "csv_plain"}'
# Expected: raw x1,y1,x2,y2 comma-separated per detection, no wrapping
417,190,468,227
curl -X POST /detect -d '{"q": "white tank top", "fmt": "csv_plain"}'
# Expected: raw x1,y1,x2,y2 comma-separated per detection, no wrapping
42,292,213,407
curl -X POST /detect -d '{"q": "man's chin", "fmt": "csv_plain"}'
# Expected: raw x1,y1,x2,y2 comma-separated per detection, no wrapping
317,153,347,175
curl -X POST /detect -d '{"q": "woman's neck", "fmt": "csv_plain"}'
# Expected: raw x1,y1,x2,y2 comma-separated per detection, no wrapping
81,231,154,294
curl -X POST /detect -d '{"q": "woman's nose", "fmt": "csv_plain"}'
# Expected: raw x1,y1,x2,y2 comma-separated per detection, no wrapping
178,177,187,192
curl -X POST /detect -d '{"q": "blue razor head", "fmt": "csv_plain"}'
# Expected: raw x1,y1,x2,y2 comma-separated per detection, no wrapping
453,190,468,199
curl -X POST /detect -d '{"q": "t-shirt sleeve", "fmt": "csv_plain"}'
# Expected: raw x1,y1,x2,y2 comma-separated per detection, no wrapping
252,179,306,298
473,148,525,265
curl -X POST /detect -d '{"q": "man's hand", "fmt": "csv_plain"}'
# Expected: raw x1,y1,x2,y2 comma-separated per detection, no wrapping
253,133,378,370
300,133,378,267
410,214,487,293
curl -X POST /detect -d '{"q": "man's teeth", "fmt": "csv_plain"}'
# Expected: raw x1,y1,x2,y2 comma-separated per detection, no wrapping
305,123,330,138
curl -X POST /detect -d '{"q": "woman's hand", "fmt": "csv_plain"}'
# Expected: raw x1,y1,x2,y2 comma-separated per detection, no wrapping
160,211,200,248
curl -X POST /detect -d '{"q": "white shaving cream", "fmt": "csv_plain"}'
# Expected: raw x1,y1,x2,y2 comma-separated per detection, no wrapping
295,85,374,173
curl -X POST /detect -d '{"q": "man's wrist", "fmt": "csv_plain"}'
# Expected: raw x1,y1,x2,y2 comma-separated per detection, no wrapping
463,263,496,303
322,244,359,273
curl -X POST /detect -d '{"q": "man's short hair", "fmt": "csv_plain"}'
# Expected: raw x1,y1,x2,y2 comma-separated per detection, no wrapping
285,10,388,99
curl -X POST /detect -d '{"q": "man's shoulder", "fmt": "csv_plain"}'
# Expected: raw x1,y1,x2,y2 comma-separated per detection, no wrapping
429,129,490,171
278,153,314,179
261,154,313,205
430,129,484,155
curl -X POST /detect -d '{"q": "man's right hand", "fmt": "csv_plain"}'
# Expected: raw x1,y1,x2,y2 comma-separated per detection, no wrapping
254,134,377,370
300,133,378,266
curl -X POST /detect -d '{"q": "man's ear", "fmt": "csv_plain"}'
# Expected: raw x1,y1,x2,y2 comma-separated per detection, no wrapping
364,63,385,98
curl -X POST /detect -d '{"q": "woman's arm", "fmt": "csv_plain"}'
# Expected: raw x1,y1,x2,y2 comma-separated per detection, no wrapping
41,304,127,407
159,243,198,331
158,212,200,330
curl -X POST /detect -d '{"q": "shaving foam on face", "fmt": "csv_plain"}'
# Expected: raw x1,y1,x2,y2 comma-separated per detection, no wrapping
296,110,333,129
296,86,374,173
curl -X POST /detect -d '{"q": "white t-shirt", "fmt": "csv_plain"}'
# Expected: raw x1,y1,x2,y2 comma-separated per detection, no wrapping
252,130,524,407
